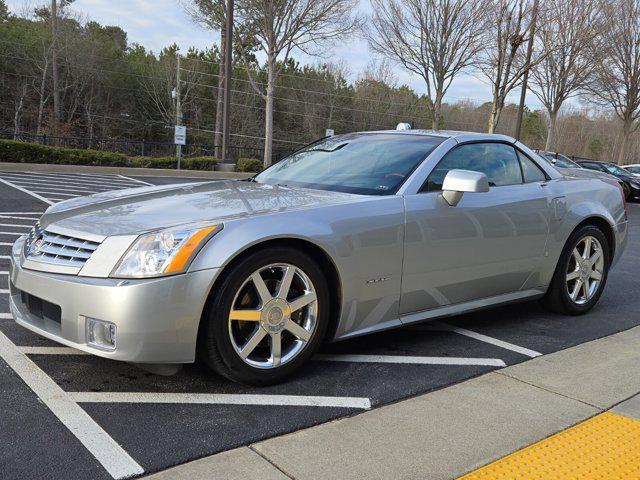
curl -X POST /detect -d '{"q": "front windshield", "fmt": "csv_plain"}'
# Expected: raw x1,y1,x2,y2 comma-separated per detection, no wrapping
255,133,444,195
540,152,580,169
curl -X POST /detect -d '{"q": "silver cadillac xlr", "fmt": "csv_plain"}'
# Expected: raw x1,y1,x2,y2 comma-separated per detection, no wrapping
8,129,628,384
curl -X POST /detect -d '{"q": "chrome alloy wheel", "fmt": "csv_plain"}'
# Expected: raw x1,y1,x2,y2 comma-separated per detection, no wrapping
566,235,604,305
228,263,318,369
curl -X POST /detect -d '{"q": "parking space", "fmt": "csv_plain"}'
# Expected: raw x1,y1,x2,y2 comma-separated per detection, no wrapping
1,170,639,479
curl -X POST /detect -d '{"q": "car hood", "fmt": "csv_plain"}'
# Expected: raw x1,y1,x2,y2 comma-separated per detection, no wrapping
40,180,360,238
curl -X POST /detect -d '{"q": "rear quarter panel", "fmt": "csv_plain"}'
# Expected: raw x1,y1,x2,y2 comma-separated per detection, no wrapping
537,176,627,286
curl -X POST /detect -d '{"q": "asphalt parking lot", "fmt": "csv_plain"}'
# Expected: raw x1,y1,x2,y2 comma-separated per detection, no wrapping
1,170,639,480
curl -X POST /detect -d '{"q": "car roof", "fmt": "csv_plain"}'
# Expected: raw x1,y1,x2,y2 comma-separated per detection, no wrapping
360,129,516,143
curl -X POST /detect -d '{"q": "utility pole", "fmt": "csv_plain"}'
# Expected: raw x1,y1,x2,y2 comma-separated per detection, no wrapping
221,0,234,167
51,0,61,125
175,54,182,170
515,0,539,141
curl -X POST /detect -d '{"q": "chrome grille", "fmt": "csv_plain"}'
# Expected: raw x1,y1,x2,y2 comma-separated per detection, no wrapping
24,223,100,268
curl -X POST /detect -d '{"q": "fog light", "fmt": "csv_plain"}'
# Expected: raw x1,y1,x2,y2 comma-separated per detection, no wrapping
85,317,117,351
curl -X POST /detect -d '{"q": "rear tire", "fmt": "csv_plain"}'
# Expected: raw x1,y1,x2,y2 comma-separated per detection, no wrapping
199,247,330,385
541,225,610,315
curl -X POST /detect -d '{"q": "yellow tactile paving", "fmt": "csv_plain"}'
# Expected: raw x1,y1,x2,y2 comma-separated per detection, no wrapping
459,412,640,479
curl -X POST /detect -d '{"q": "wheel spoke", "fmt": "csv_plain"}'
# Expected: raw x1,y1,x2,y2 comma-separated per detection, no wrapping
582,279,590,300
251,272,272,305
277,266,295,299
229,309,261,322
566,270,580,281
271,332,282,367
572,248,582,265
590,269,603,281
285,319,311,341
239,327,267,359
589,249,602,265
582,237,592,259
571,279,583,301
289,291,317,313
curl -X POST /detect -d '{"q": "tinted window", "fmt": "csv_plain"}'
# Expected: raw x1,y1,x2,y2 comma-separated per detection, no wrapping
518,151,547,182
425,142,523,191
255,133,444,195
627,166,640,174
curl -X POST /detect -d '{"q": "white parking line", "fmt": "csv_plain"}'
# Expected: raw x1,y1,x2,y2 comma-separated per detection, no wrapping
0,215,39,221
315,354,506,367
0,289,8,294
419,322,542,358
1,172,141,187
0,255,11,259
0,313,11,319
18,346,88,355
119,174,154,186
0,177,53,205
32,191,81,197
0,212,43,215
0,243,13,246
69,392,372,410
0,331,144,478
0,232,25,236
7,182,103,192
5,170,142,182
0,270,8,274
0,224,32,228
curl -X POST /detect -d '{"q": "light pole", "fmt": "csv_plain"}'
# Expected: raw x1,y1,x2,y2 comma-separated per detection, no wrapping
221,0,235,168
515,0,539,141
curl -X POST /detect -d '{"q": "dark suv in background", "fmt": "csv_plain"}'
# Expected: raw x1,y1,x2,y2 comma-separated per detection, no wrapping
578,160,640,201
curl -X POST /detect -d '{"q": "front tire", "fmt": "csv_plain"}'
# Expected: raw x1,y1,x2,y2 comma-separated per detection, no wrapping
199,247,330,385
541,225,610,315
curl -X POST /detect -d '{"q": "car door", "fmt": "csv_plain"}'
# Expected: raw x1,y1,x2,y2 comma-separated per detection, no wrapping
399,142,552,315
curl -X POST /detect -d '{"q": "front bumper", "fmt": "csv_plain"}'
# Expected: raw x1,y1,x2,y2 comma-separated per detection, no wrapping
8,236,220,363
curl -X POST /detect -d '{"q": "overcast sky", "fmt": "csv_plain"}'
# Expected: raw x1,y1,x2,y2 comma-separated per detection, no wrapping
6,0,541,107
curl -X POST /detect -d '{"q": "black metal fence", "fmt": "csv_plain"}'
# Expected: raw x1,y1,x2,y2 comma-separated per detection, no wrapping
0,130,294,161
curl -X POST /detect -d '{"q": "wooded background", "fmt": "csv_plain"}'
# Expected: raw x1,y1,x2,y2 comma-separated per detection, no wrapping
1,0,639,166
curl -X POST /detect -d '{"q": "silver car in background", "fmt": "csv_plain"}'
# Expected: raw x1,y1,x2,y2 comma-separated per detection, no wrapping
9,130,628,384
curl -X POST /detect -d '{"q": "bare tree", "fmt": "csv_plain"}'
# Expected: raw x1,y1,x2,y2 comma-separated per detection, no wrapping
529,0,602,149
366,0,488,130
589,0,640,164
480,0,546,133
236,0,359,167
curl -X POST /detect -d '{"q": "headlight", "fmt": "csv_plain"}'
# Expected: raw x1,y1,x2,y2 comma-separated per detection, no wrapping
111,224,222,278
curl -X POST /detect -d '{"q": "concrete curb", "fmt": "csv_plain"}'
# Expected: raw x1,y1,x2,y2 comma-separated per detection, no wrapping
143,325,640,480
0,162,253,180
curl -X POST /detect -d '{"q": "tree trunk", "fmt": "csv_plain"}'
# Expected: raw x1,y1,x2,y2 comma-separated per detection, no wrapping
263,55,276,168
431,98,441,130
13,85,26,139
545,111,557,151
214,28,226,158
51,0,61,126
617,119,633,165
488,97,501,134
36,60,49,135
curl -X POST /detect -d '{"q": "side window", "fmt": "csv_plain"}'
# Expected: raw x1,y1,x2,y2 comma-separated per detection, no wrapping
425,142,523,191
518,150,547,183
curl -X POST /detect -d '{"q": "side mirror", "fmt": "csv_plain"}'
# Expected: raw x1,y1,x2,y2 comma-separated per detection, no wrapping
441,169,490,206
